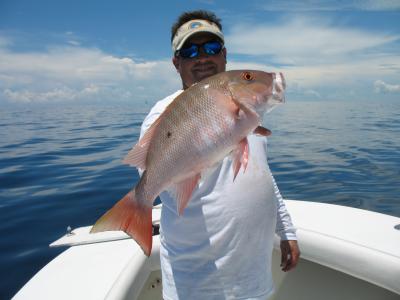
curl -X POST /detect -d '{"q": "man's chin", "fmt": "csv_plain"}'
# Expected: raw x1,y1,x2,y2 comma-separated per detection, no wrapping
193,69,218,82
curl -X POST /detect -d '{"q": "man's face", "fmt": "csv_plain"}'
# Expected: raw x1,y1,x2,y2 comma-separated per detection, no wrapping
173,33,227,89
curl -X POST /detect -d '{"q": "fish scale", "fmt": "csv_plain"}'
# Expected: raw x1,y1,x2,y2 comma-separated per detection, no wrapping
147,87,229,186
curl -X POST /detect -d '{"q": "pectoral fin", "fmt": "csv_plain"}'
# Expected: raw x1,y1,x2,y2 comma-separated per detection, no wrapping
232,137,249,181
253,126,272,136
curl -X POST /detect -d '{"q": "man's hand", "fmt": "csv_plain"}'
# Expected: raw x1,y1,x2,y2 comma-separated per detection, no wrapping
280,240,300,272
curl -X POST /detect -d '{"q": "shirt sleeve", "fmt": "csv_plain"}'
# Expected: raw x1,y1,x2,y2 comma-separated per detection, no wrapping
140,111,160,139
272,175,297,240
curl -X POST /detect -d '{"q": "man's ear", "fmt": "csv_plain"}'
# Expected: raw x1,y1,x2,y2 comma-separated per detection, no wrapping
172,56,180,73
222,48,227,61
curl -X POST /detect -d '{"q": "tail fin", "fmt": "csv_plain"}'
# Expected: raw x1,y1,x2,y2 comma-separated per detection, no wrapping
90,190,153,256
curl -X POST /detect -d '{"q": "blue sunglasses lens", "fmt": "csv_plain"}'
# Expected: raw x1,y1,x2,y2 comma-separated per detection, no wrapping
178,41,223,58
203,41,222,55
179,44,199,58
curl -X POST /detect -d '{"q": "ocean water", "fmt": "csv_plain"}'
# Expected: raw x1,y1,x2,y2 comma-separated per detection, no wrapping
1,100,399,298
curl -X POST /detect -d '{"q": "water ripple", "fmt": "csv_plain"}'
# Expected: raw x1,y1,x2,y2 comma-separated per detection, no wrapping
1,100,399,298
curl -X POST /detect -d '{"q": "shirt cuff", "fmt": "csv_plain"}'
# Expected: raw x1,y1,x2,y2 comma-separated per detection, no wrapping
276,230,297,241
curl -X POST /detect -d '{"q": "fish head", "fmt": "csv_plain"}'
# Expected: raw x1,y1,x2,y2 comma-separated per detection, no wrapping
226,70,286,116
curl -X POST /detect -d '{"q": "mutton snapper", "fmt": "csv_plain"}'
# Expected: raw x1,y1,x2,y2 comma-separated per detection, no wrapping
91,70,286,256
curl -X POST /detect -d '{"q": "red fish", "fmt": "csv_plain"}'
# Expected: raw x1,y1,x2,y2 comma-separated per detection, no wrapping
91,70,286,256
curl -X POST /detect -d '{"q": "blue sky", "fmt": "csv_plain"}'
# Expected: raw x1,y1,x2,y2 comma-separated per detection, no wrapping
0,0,399,105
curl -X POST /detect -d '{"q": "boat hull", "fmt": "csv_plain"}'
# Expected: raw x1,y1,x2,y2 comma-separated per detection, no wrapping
13,200,400,299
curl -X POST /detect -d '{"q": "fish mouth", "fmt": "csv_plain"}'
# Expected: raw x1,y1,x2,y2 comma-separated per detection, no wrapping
272,72,286,104
260,72,286,114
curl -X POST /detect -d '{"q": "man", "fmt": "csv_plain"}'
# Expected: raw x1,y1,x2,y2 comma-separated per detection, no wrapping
140,10,300,300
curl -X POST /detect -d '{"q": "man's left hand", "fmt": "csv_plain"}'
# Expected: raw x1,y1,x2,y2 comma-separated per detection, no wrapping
280,240,300,272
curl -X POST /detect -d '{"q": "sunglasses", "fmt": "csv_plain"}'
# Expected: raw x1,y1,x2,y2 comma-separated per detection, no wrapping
176,41,224,59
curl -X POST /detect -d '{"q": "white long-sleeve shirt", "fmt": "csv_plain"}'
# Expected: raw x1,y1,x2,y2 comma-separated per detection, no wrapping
140,90,297,300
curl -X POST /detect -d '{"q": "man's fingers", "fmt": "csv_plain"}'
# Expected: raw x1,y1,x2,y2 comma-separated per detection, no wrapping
285,242,300,271
280,240,301,272
281,254,290,271
280,248,289,271
289,249,300,269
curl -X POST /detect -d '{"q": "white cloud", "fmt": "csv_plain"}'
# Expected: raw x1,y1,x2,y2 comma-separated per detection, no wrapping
304,89,321,98
374,80,400,93
0,36,12,48
226,17,399,64
259,0,400,11
3,84,103,103
4,87,81,103
1,16,399,104
0,37,180,103
197,0,216,4
225,16,400,100
358,0,400,11
67,40,81,46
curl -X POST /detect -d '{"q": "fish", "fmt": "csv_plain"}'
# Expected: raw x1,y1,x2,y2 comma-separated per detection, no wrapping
90,70,286,256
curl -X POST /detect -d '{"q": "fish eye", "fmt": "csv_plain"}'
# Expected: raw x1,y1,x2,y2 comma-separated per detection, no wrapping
242,72,254,81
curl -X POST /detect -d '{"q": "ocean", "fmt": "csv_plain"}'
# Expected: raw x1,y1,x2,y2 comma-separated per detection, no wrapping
1,99,399,299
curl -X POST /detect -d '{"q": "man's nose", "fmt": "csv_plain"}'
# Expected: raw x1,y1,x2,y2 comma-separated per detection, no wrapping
196,48,210,61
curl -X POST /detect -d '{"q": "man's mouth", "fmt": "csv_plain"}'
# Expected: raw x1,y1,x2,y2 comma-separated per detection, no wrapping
193,63,216,73
192,64,217,80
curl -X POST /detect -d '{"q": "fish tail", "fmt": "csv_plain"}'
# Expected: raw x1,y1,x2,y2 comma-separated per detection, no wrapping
90,190,153,256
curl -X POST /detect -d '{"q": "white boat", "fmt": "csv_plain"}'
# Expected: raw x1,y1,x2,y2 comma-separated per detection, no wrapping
13,200,400,300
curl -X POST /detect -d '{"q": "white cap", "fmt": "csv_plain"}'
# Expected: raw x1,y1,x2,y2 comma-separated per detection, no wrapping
172,19,224,53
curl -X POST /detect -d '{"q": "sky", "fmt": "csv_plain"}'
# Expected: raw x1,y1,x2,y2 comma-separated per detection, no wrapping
0,0,399,106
